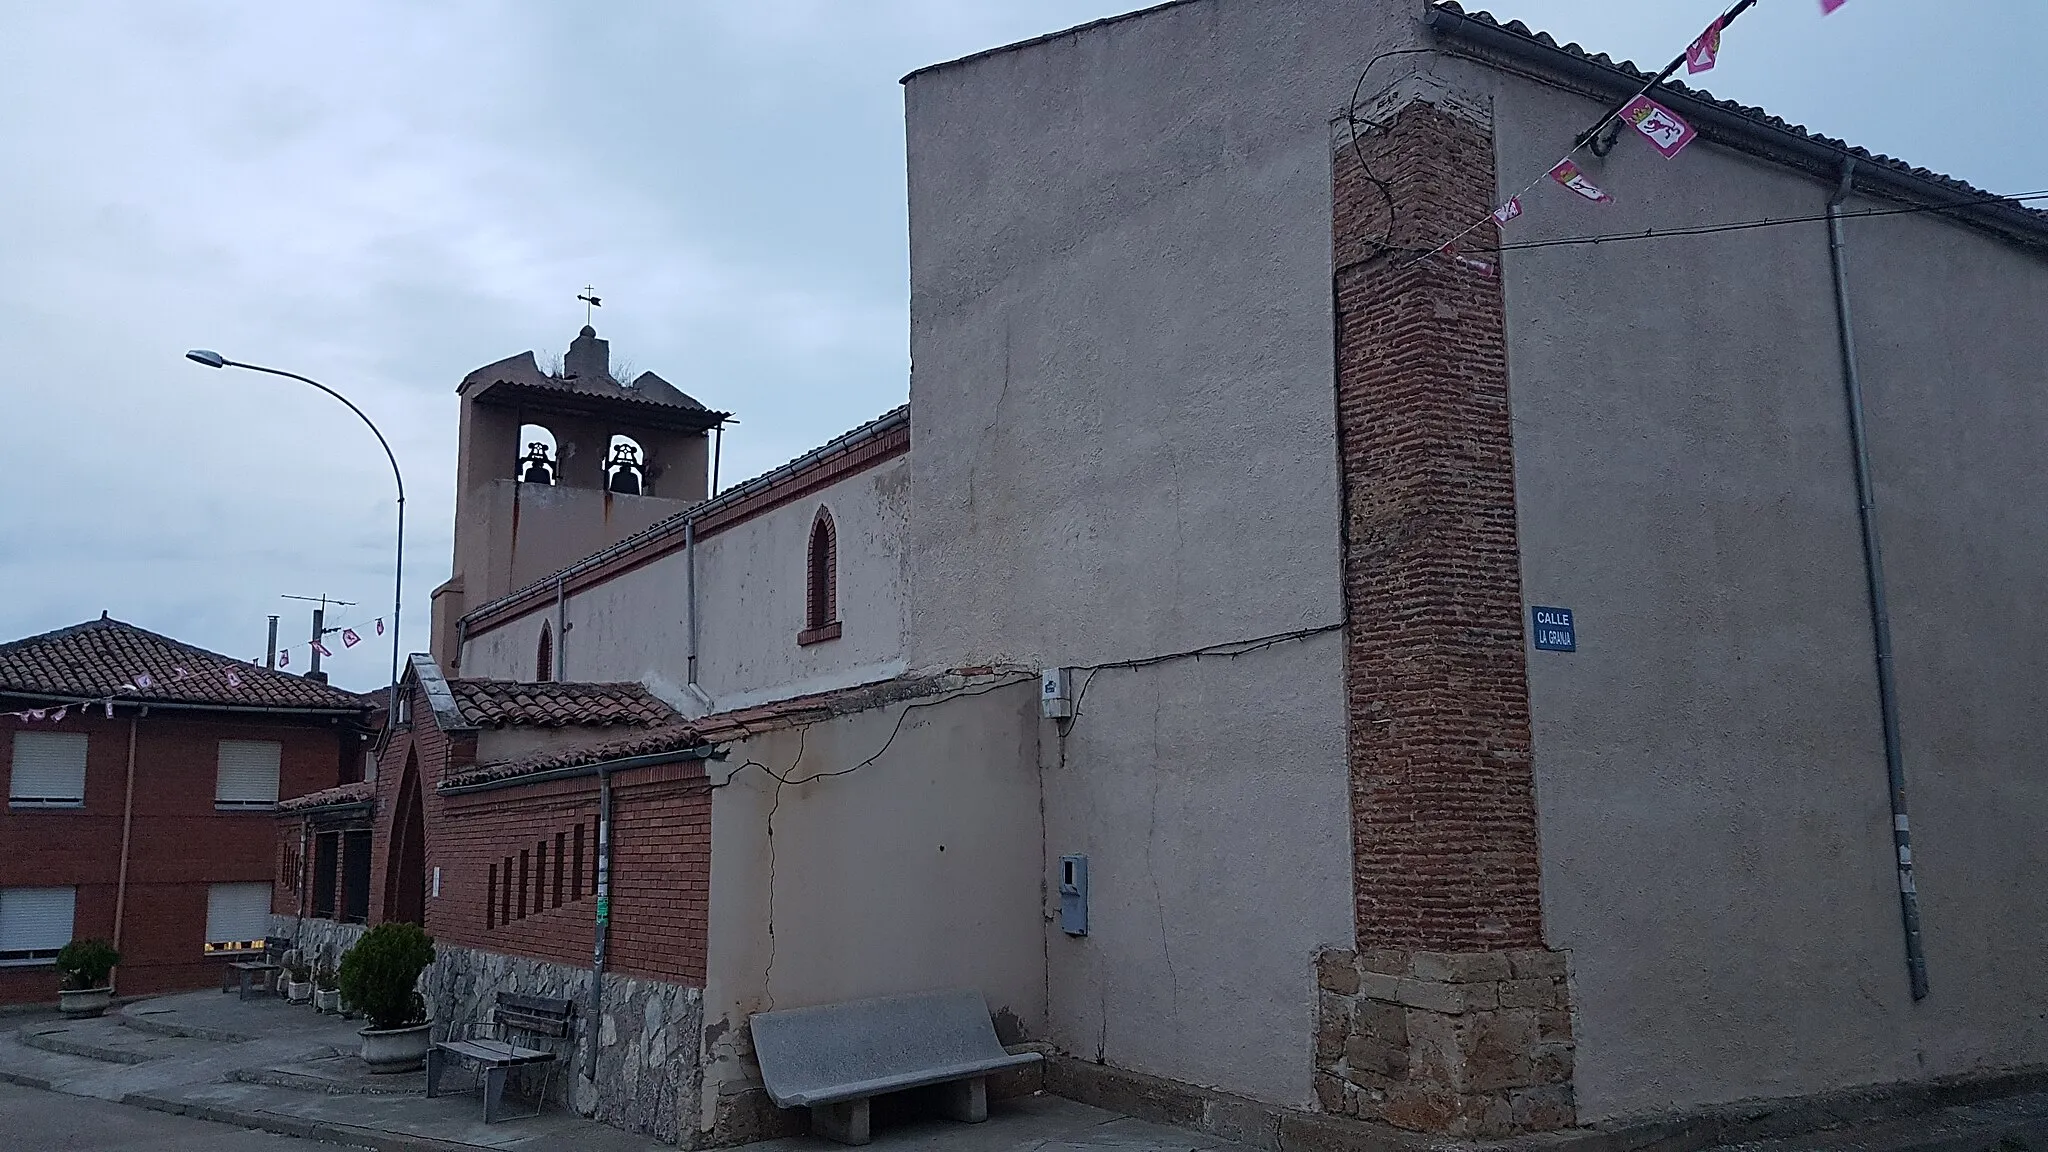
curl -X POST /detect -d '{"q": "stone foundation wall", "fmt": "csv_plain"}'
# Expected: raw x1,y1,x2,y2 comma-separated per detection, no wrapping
426,943,702,1145
272,916,367,972
1315,948,1574,1139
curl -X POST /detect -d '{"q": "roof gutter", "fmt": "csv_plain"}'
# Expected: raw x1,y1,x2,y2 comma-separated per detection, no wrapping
279,800,375,820
0,692,368,718
437,743,724,796
1424,6,2048,251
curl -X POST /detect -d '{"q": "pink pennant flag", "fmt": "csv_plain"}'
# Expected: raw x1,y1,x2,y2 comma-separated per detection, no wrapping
313,640,333,658
1492,197,1523,225
279,648,291,668
103,700,114,719
226,672,242,689
171,666,190,681
25,709,45,722
1621,95,1697,159
1548,159,1613,203
51,708,66,723
374,619,385,637
342,628,362,649
133,672,155,691
1820,0,1848,13
1686,18,1723,73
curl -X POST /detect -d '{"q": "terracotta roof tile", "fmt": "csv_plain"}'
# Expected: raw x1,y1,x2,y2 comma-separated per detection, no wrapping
445,679,678,728
277,781,376,813
0,617,371,712
441,669,1031,790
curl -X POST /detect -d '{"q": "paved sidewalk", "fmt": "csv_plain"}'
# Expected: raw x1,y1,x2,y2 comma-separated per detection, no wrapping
0,989,1240,1152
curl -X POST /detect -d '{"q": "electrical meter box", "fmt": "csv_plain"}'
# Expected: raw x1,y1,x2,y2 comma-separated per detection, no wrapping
1041,668,1075,720
1058,854,1088,936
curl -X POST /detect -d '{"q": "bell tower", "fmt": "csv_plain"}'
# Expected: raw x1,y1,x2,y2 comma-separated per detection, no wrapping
429,326,729,668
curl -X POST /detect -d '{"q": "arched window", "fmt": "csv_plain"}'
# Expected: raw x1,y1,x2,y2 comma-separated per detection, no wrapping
535,621,555,682
517,424,558,485
800,508,840,645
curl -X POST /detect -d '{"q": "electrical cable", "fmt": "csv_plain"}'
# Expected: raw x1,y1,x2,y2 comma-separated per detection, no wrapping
1345,48,1440,255
1491,189,2048,253
1060,623,1344,736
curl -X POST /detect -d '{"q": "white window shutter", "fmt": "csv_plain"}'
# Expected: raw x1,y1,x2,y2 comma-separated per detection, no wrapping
0,887,76,959
205,883,271,949
10,732,88,805
215,740,281,808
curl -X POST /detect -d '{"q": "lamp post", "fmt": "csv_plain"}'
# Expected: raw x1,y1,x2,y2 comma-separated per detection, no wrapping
185,350,405,716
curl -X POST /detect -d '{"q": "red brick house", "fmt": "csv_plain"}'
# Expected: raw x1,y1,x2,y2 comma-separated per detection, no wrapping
0,616,374,1004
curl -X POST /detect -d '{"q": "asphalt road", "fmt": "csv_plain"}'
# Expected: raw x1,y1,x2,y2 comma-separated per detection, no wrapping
0,1079,331,1150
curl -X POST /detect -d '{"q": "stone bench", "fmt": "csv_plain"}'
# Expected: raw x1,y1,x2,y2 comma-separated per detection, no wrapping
750,989,1041,1145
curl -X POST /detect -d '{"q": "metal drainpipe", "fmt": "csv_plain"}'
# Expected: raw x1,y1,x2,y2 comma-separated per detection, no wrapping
111,713,140,981
554,576,568,681
685,516,699,689
584,766,615,1072
1827,160,1930,1001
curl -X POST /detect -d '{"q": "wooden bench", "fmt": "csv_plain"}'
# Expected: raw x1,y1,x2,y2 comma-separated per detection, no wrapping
425,993,573,1123
750,989,1041,1145
219,937,290,1001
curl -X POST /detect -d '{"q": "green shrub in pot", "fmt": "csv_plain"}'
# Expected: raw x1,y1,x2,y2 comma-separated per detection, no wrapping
336,923,434,1031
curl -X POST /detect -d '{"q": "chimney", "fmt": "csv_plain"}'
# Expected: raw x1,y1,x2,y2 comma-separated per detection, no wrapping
564,325,610,382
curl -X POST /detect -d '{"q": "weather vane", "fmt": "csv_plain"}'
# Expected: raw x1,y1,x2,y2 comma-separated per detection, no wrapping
578,285,602,325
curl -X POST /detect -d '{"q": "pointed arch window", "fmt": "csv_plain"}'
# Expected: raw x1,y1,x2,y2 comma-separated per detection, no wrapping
799,508,841,645
536,621,555,682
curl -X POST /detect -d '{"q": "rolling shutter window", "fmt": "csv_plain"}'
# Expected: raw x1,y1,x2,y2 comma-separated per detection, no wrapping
204,883,271,953
10,731,88,806
0,887,76,963
216,740,282,809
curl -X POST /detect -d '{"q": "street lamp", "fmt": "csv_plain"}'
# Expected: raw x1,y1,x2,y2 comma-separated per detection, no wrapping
185,350,406,717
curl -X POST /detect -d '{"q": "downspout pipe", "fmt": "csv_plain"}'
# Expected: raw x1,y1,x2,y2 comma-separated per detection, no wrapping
585,765,615,1074
1827,160,1930,1001
685,515,698,688
554,576,567,681
111,713,140,987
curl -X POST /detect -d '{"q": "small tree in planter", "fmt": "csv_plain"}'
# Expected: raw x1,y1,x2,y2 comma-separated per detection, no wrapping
285,957,313,1004
55,939,120,1018
313,961,341,1014
338,923,435,1072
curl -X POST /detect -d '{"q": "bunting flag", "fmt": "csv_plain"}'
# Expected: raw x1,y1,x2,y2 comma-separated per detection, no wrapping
342,628,362,649
171,666,190,681
313,640,333,658
225,672,242,689
1686,18,1723,73
1492,197,1523,225
1820,0,1848,13
103,701,113,719
1621,95,1697,158
25,709,45,722
279,648,291,668
375,619,385,637
51,708,66,723
133,672,155,690
1549,159,1614,203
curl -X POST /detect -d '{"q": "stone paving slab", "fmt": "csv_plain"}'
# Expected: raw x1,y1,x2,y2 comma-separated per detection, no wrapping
1707,1089,2048,1151
19,1015,224,1063
234,1053,428,1096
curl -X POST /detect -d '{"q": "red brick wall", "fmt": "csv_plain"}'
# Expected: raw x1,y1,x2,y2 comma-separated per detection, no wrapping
1333,100,1545,952
366,678,711,986
0,707,361,1004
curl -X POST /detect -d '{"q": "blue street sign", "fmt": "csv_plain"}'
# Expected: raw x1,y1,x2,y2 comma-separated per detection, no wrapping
1531,606,1576,652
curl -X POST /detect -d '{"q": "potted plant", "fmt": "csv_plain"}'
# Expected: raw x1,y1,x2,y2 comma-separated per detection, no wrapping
286,958,314,1004
54,939,120,1018
338,922,435,1072
313,962,341,1014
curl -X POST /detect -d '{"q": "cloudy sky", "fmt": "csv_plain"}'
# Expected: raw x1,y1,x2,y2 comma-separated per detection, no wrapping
1,0,2040,690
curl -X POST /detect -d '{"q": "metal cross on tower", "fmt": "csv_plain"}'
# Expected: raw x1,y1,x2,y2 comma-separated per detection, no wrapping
578,285,602,325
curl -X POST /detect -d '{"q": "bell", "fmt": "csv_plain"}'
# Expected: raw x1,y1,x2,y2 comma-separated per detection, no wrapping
518,441,555,485
605,442,643,495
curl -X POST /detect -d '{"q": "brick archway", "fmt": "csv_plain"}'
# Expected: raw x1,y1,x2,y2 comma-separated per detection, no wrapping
383,752,427,926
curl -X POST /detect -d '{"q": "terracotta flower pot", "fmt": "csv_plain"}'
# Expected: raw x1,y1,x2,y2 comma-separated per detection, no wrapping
358,1022,432,1073
58,987,112,1019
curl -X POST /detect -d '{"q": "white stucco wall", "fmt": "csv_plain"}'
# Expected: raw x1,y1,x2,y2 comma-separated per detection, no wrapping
458,456,909,710
903,0,1425,1108
697,681,1045,1136
1464,60,2048,1122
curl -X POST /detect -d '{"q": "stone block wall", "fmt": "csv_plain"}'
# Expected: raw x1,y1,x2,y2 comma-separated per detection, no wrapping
1315,948,1573,1138
427,942,702,1145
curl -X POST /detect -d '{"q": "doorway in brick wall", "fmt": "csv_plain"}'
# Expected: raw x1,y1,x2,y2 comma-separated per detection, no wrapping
384,754,427,926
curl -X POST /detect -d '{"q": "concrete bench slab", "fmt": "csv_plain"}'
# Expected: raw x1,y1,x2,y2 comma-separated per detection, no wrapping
750,989,1041,1145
